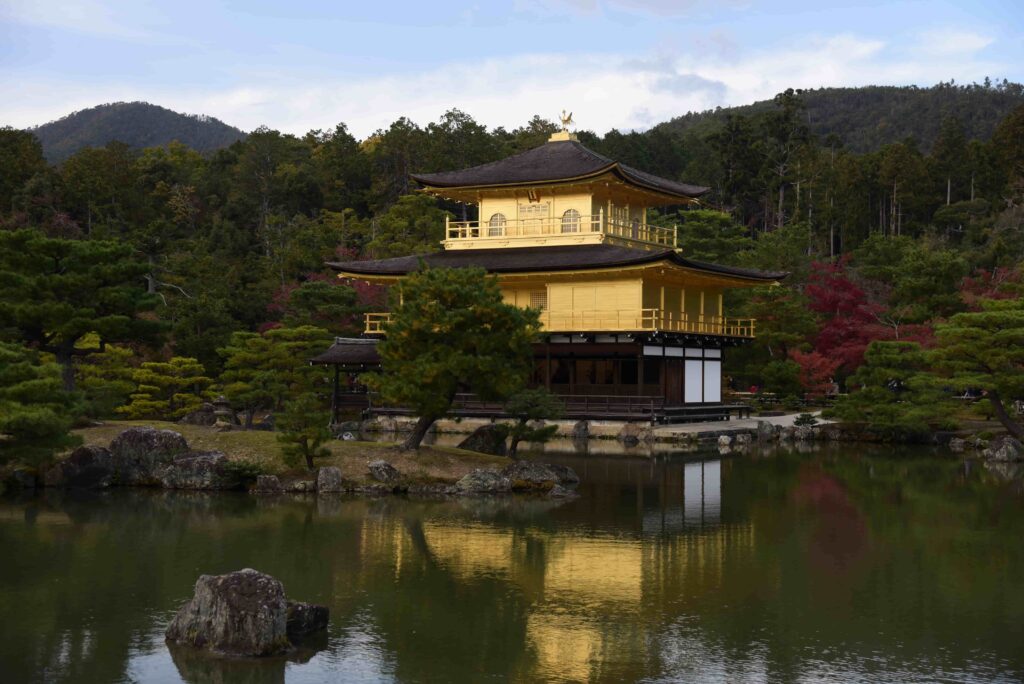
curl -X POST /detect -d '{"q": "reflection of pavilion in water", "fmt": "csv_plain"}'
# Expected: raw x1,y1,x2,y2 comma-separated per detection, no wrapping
357,457,754,682
644,459,721,533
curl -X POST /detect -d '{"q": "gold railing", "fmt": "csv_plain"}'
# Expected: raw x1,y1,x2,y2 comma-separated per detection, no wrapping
364,313,390,334
445,213,677,248
364,310,755,338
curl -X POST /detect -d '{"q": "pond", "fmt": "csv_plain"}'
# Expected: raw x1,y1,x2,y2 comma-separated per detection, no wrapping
1,444,1023,683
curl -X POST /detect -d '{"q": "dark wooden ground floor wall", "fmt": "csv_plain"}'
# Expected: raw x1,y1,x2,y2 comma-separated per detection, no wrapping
532,342,723,405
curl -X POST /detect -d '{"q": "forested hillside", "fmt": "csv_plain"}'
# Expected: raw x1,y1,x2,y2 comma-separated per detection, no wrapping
655,80,1024,153
30,102,247,162
2,83,1024,438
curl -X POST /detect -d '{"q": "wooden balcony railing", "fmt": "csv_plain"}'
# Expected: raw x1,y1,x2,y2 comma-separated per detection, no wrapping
364,310,755,338
444,213,677,248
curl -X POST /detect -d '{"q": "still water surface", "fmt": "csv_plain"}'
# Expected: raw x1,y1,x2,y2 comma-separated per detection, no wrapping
1,445,1023,683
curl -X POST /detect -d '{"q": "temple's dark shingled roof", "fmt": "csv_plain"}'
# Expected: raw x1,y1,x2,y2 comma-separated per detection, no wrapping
310,338,380,365
328,244,787,282
411,140,709,200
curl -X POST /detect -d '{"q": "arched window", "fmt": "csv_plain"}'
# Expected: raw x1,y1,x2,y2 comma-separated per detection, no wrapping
488,213,506,236
561,209,581,233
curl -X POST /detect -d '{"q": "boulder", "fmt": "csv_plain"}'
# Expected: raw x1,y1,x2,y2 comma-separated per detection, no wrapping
253,475,283,493
501,461,559,491
617,423,647,446
159,451,241,490
571,420,590,440
500,460,580,492
288,479,317,493
793,426,814,441
316,466,344,493
177,403,217,426
756,420,776,442
734,433,753,446
109,427,189,486
367,460,400,484
457,424,508,457
983,436,1024,462
165,569,290,656
44,445,115,489
717,435,733,447
285,601,330,641
948,437,967,452
165,569,327,657
455,469,511,494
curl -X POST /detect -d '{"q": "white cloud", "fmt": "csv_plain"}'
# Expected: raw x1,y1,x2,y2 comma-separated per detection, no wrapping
0,30,1008,137
914,28,994,56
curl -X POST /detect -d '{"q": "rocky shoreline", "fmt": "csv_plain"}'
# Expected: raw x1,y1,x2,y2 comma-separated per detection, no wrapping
12,426,581,498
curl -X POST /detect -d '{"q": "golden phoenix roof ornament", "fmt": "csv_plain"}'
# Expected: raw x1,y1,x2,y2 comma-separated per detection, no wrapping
559,110,574,132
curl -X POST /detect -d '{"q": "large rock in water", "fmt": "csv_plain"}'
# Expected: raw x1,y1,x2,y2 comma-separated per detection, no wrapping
158,451,241,490
983,436,1024,462
165,569,329,657
500,460,580,492
43,445,115,489
455,469,511,494
286,601,330,641
109,427,189,485
457,425,508,456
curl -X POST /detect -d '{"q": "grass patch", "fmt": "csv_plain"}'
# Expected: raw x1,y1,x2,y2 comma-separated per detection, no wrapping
73,420,508,485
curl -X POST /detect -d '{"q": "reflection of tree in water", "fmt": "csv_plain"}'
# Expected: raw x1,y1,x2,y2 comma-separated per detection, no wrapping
791,463,870,577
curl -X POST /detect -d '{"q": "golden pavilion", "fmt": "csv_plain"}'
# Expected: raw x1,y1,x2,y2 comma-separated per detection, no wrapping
322,123,785,422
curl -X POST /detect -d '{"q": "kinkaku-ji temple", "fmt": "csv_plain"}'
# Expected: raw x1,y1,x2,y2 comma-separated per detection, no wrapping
317,119,787,423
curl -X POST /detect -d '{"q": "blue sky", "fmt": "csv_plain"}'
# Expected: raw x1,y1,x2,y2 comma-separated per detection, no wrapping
2,0,1022,137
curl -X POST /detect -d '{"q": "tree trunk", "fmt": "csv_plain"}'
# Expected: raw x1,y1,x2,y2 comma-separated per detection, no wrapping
987,389,1024,441
777,183,785,230
54,347,76,393
946,176,951,205
508,436,521,459
304,443,315,470
401,414,436,450
245,410,255,430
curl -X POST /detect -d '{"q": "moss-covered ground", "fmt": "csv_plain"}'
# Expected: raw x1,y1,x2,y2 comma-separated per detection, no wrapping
72,420,507,485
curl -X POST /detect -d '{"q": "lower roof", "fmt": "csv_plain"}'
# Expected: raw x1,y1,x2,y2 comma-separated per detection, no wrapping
311,338,380,365
327,244,787,283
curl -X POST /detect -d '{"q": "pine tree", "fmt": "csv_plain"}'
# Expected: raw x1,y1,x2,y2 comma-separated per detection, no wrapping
931,298,1024,439
503,389,563,458
363,267,540,450
829,341,953,437
118,357,213,420
276,393,332,470
0,341,82,467
0,230,162,391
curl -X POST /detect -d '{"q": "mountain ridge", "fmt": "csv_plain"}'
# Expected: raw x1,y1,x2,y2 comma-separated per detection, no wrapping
24,81,1024,162
30,101,248,162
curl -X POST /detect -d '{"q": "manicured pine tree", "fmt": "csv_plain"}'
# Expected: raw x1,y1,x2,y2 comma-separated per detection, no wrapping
363,267,540,450
117,357,213,421
0,341,82,467
829,341,953,438
931,298,1024,439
